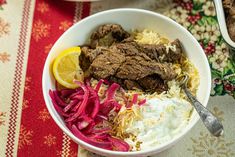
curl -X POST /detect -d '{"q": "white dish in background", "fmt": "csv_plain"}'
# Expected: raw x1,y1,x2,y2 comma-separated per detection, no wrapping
214,0,235,49
42,8,211,157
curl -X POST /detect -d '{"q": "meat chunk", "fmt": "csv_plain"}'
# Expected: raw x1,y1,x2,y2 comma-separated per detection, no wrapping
79,50,91,72
227,16,235,41
169,39,184,61
223,0,235,41
138,75,168,93
79,24,183,93
123,80,143,90
90,49,125,79
116,56,177,80
115,39,183,63
79,46,106,72
81,46,104,62
90,24,130,48
141,39,183,62
109,76,124,87
115,42,140,56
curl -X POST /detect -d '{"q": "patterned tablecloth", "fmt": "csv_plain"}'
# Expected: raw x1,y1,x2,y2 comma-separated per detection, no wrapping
0,0,234,157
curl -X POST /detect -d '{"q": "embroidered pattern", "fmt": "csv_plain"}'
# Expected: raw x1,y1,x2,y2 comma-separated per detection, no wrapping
44,134,57,147
37,2,49,13
188,132,235,157
44,43,53,54
18,125,33,149
24,77,31,91
59,20,72,31
0,52,10,63
0,111,6,126
22,99,29,110
0,17,10,37
38,108,50,122
32,20,51,42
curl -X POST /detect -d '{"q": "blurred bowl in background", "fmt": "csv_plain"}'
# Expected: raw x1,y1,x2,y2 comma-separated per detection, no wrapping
214,0,235,50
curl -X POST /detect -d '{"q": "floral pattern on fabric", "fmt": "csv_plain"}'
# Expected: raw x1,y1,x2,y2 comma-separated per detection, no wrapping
0,111,6,126
43,134,57,147
24,76,31,91
22,99,29,110
187,132,235,157
44,43,53,54
212,106,224,122
18,125,33,149
0,0,6,10
59,20,72,31
37,1,49,14
0,17,10,37
0,52,10,63
38,108,51,122
164,0,235,98
32,19,51,42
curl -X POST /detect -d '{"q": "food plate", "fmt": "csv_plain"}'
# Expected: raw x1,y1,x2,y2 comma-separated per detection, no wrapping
42,8,211,157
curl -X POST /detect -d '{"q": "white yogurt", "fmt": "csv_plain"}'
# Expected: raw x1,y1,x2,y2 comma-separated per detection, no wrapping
125,97,193,151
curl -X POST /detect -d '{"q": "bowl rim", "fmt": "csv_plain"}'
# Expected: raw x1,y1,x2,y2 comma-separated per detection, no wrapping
42,8,211,156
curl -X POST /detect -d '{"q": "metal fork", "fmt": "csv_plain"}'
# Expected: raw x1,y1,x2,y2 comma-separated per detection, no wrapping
178,74,224,137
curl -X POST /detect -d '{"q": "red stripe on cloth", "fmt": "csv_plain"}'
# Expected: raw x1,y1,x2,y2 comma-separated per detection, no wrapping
16,0,89,156
81,2,90,18
5,0,32,156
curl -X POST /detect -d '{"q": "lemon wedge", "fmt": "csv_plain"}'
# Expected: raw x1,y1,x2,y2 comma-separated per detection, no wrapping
52,47,84,89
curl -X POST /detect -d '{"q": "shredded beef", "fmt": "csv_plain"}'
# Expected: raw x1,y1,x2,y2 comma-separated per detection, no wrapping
79,24,184,93
90,48,125,79
123,80,143,90
116,56,176,80
115,39,183,63
138,75,168,93
90,24,130,48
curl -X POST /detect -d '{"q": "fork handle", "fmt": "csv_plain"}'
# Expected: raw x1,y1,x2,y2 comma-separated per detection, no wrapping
183,87,224,137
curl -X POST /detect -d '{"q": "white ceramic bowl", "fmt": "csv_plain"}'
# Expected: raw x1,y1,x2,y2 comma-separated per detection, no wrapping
42,8,211,157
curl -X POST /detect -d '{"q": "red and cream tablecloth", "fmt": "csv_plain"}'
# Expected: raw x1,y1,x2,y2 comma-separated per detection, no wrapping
0,0,235,157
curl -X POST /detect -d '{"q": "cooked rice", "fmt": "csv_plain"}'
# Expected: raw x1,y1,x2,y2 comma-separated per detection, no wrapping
133,29,170,45
134,29,200,98
111,30,200,149
91,29,200,151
